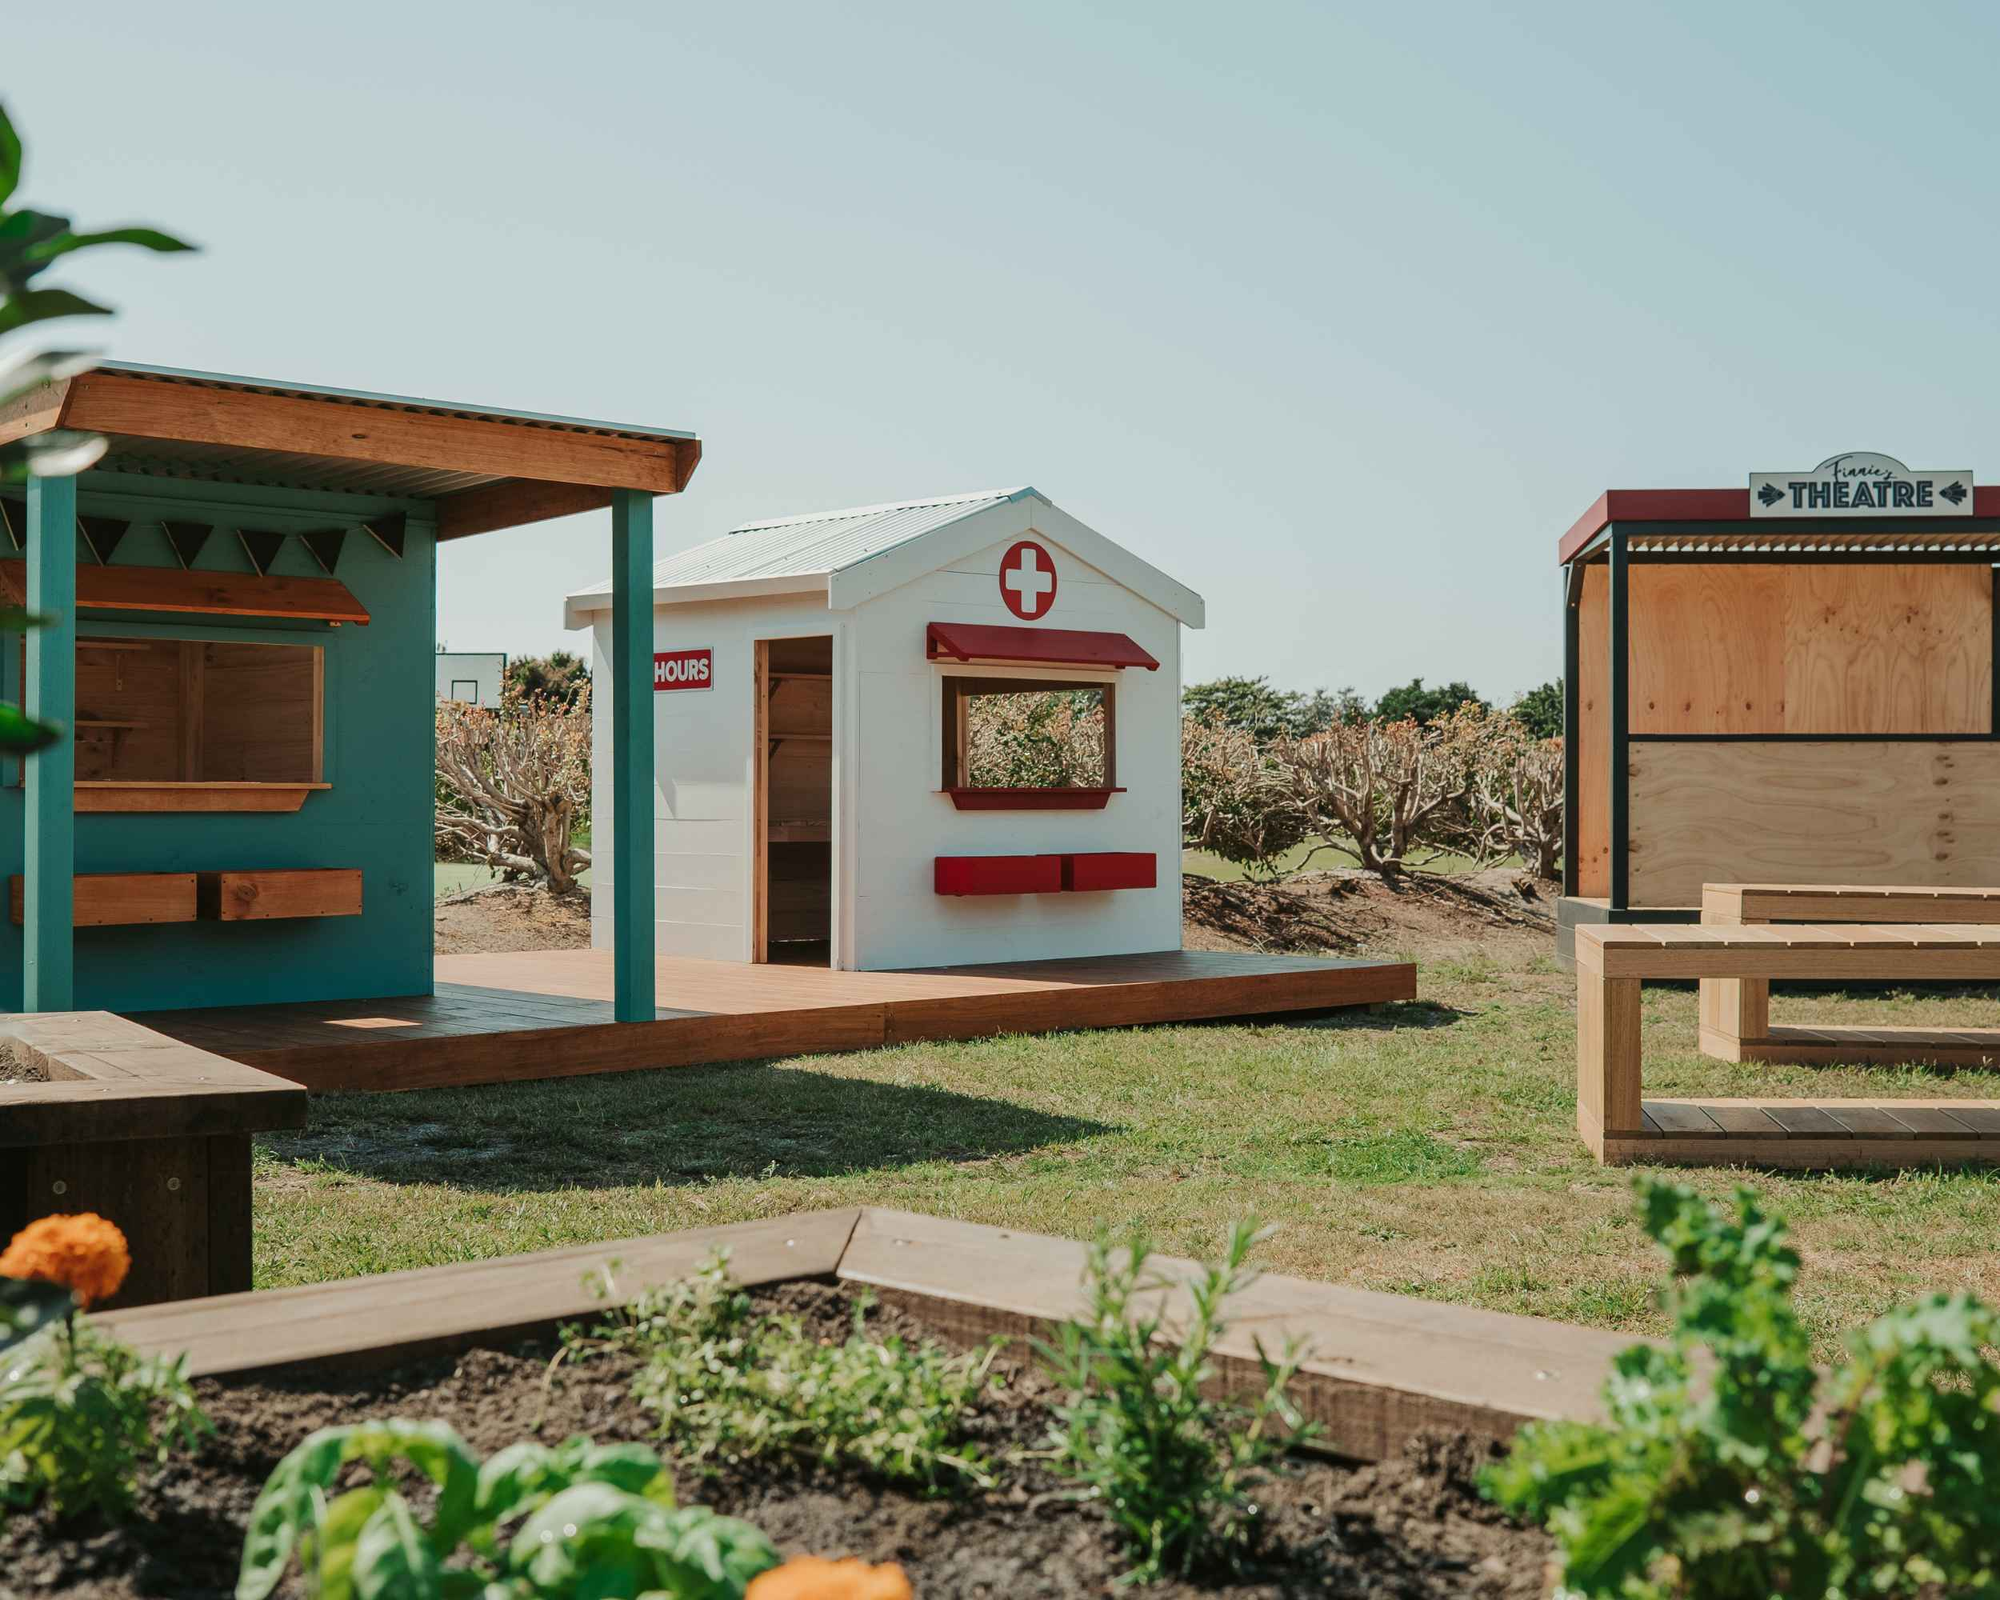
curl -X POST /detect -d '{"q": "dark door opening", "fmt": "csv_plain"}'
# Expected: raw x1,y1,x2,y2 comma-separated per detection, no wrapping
756,635,832,965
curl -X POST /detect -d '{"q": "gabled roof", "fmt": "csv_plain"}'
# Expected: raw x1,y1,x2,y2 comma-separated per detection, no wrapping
565,487,1204,628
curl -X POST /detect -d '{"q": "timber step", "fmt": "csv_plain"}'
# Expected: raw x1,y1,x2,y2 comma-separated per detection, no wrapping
7,868,360,927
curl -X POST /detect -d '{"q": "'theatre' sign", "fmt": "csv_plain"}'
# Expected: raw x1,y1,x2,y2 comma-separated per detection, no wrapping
1749,452,1974,518
654,647,713,691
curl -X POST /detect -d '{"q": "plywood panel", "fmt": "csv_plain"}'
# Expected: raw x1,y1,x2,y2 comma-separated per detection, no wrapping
1783,564,1990,734
1629,565,1785,733
201,642,320,783
1575,564,1609,897
1629,741,2000,906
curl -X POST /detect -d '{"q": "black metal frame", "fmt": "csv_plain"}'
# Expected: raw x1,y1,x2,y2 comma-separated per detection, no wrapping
1559,519,2000,915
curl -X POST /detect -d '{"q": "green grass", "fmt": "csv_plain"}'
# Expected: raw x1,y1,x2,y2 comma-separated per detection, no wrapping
252,935,2000,1361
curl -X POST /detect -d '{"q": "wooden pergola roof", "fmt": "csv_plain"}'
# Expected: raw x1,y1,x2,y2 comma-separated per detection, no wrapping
0,362,701,539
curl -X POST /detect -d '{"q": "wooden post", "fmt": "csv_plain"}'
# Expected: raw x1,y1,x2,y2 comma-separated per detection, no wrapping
24,473,75,1012
610,489,655,1023
1576,959,1642,1159
1697,885,1767,1058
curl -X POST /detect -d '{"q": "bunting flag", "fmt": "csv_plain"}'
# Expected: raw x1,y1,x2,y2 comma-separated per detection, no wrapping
0,498,20,551
363,510,406,559
78,515,131,565
162,520,213,569
237,527,287,577
300,526,347,575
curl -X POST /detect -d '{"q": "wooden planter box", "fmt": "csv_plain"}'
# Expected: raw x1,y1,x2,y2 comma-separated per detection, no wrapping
99,1208,1638,1462
0,1013,306,1310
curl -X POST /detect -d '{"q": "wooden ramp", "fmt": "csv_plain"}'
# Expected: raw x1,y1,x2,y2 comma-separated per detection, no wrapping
131,948,1415,1094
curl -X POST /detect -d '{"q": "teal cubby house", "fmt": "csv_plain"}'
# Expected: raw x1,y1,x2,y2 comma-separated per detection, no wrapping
0,363,697,1022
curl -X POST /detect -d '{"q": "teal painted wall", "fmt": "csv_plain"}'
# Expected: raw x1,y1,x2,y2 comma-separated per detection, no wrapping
0,471,437,1012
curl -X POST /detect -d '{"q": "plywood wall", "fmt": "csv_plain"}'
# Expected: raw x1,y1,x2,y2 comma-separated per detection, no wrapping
1627,563,1990,735
1574,566,1609,897
1628,740,2000,906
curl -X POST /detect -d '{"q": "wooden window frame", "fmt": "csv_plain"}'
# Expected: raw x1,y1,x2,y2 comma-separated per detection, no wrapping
939,674,1118,800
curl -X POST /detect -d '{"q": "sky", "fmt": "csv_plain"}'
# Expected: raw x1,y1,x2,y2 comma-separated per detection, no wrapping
12,0,2000,704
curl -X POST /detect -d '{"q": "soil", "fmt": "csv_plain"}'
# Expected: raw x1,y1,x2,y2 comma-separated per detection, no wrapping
1,1284,1551,1599
432,870,1556,963
1182,869,1555,962
434,883,592,954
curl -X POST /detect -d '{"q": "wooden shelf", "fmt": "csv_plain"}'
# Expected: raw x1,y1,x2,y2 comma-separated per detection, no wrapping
768,821,830,843
944,786,1125,811
771,672,832,682
74,782,331,814
75,719,150,731
0,559,369,626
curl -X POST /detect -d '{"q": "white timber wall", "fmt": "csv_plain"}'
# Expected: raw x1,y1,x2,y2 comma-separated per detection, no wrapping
590,592,837,962
843,529,1183,970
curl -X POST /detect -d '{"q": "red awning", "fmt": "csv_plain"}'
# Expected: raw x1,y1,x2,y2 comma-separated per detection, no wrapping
925,622,1159,670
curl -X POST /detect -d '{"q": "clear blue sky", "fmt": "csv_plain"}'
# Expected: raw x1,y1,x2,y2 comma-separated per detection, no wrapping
13,1,1998,703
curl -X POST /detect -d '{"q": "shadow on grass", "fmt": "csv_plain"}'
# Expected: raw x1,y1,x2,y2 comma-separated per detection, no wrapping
261,1059,1115,1193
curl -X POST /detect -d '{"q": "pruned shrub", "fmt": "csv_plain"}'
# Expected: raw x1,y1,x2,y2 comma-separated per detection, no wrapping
1274,710,1485,880
435,687,592,892
1180,716,1309,881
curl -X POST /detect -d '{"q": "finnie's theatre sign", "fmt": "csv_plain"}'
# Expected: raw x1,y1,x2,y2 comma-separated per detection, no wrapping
1750,452,1973,518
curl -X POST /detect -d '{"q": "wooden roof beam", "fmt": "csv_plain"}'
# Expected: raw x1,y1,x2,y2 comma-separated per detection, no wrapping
52,370,693,493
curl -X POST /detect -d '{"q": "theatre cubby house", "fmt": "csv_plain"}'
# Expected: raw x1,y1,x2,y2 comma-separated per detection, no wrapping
1556,454,2000,963
566,488,1200,970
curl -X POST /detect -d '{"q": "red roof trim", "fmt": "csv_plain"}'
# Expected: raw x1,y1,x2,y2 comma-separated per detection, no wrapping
1557,486,2000,565
925,622,1160,670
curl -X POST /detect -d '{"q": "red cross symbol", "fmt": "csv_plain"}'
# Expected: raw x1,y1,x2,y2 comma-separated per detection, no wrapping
999,539,1057,619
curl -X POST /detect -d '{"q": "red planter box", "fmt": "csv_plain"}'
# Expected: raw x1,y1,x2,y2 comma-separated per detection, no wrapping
1062,852,1157,892
934,854,1064,897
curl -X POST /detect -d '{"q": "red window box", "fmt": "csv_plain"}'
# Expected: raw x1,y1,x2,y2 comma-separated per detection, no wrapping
1062,852,1157,892
944,787,1124,811
934,854,1064,896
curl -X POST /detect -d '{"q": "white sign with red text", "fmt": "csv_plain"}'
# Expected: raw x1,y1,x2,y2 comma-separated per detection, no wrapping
654,647,713,691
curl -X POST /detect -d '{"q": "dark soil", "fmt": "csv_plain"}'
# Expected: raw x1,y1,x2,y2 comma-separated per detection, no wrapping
1,1284,1550,1598
1182,869,1554,960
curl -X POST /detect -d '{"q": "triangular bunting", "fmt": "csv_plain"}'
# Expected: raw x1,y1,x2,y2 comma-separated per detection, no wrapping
300,526,347,575
362,511,406,559
238,527,287,577
0,499,20,551
163,520,213,569
78,515,131,565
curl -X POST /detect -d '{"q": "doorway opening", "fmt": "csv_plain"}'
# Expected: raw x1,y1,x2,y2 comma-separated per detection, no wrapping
755,635,833,965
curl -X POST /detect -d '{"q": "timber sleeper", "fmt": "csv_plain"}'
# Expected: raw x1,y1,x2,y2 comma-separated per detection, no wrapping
1574,921,2000,1169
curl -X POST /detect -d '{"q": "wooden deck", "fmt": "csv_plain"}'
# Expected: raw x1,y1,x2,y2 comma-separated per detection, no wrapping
130,948,1415,1093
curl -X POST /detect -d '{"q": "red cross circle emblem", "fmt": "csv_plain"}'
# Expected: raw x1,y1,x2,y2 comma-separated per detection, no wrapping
999,539,1057,619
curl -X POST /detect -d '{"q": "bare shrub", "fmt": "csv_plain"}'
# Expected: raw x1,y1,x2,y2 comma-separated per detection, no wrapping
1180,717,1308,882
1275,712,1485,880
435,687,592,893
1460,717,1563,880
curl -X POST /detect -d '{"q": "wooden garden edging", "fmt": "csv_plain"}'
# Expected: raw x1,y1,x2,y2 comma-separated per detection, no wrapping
99,1208,1638,1461
0,1011,307,1308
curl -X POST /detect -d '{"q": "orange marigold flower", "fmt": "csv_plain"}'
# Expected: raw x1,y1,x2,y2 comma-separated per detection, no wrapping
0,1213,130,1307
746,1556,914,1600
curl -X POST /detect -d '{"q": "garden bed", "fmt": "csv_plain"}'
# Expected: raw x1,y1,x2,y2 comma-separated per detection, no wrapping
2,1280,1550,1599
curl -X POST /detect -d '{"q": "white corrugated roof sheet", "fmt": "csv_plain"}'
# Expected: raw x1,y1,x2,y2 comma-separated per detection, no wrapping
571,487,1039,603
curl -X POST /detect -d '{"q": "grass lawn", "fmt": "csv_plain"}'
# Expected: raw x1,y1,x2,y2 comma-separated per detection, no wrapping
1182,837,1508,879
255,927,2000,1361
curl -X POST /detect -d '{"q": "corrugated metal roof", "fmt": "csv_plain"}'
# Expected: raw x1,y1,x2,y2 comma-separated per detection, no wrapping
573,487,1042,600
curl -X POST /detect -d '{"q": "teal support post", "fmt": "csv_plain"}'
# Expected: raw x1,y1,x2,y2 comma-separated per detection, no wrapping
23,473,75,1011
610,489,655,1022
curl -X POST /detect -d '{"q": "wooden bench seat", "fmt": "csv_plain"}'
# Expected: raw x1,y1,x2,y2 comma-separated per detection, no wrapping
1574,921,2000,1168
1700,883,2000,1066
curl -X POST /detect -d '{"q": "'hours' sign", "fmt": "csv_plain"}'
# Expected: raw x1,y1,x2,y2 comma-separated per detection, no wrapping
654,648,713,691
1750,452,1974,518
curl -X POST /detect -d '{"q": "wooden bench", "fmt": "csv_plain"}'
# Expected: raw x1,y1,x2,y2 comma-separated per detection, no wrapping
1700,883,2000,1066
1575,922,2000,1168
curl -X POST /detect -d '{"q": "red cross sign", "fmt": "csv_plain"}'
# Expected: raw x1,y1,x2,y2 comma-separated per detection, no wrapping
998,539,1058,619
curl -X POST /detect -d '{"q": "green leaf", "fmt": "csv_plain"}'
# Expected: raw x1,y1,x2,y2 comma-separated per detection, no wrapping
0,1277,74,1355
0,701,60,755
353,1493,444,1600
24,225,195,264
0,287,112,338
312,1485,388,1600
635,1506,780,1599
0,102,20,206
237,1427,353,1600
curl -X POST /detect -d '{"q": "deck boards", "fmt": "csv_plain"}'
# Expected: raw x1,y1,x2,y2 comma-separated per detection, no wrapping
130,949,1416,1093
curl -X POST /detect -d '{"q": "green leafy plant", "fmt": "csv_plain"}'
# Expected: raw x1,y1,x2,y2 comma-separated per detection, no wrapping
1484,1178,2000,1597
584,1251,1000,1492
237,1420,778,1600
1037,1220,1313,1583
0,96,190,753
0,1277,71,1356
0,1315,209,1522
